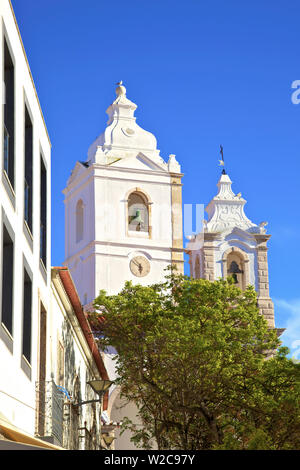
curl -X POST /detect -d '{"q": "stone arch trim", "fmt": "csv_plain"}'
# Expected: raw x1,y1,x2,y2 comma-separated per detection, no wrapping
124,187,152,238
222,246,250,289
124,187,153,205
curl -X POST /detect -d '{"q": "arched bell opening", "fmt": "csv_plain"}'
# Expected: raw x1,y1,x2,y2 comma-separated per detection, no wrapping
222,247,249,291
125,188,152,237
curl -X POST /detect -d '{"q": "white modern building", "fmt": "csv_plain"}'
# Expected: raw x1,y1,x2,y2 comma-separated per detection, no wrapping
0,0,111,450
0,0,52,448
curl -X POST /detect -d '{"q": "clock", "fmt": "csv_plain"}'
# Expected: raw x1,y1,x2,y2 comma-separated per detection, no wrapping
130,256,150,277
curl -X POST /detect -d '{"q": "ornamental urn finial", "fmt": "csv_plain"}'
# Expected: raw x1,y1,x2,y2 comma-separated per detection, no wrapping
115,81,126,96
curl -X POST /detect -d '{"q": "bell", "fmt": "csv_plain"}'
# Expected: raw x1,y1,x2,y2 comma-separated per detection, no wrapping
129,209,144,232
131,209,143,223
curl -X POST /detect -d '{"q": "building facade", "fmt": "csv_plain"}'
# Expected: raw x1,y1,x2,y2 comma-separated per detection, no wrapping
46,267,110,450
0,0,52,448
0,1,111,450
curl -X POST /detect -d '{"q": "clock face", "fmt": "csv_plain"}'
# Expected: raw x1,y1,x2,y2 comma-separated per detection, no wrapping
130,256,150,277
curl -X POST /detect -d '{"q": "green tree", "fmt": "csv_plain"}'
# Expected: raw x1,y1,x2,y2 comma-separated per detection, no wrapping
89,270,300,450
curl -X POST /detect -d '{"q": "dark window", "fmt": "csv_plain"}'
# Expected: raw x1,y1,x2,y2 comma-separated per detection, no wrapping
1,224,14,334
40,156,47,266
76,199,84,243
3,37,15,188
24,106,33,232
22,267,32,363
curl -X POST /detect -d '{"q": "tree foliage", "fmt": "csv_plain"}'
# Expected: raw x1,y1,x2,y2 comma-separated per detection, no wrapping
89,270,300,450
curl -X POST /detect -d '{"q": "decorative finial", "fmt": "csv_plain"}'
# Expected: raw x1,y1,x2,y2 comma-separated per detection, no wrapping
115,80,126,96
219,145,226,174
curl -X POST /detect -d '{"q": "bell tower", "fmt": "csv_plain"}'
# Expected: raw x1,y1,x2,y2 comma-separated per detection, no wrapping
63,83,184,305
186,165,275,328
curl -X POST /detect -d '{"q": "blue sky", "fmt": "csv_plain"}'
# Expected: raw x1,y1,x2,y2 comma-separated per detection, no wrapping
12,0,300,354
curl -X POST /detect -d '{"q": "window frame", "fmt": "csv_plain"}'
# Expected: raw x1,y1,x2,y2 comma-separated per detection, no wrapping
126,188,152,239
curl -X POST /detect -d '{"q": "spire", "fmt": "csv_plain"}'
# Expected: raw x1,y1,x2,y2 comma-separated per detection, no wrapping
204,171,265,234
87,82,161,162
105,81,138,125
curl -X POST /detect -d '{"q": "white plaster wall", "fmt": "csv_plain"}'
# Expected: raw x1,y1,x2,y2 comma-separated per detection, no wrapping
0,0,51,439
110,392,143,450
93,166,173,245
64,167,95,261
64,162,175,300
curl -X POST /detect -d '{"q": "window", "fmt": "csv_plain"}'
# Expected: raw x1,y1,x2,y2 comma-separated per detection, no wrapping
3,37,15,187
22,266,32,363
1,224,14,334
40,156,47,267
76,199,84,243
24,105,33,232
128,192,149,233
4,125,9,174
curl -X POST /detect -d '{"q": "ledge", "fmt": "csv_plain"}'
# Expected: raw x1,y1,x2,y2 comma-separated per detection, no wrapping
0,323,13,355
39,259,47,284
23,221,33,251
20,355,32,381
2,171,15,209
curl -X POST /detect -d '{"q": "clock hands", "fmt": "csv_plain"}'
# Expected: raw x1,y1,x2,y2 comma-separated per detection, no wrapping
132,259,143,273
130,257,150,277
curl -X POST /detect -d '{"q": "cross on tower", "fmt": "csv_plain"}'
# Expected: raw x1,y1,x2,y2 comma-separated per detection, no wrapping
219,145,226,174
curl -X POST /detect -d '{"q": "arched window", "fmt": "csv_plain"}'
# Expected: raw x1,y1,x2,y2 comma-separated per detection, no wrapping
128,192,149,233
76,199,84,243
226,251,246,290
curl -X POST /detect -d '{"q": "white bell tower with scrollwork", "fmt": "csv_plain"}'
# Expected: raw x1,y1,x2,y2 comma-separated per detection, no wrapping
186,168,275,328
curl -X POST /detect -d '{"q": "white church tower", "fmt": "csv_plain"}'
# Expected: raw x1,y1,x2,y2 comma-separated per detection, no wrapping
63,82,184,305
186,164,275,328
